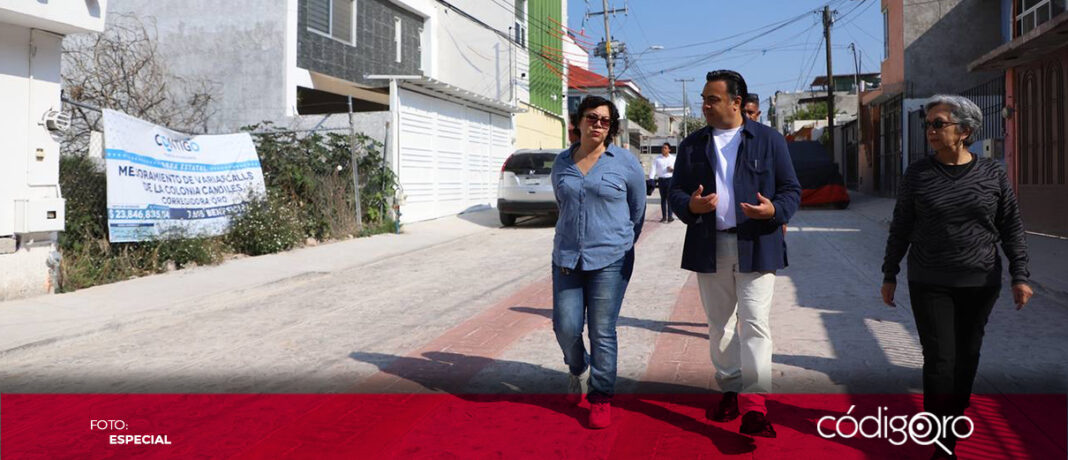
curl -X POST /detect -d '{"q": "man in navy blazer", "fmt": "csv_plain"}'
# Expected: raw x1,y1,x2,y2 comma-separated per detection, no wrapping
669,70,801,438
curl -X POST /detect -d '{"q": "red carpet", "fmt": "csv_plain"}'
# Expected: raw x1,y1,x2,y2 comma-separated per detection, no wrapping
2,393,1064,458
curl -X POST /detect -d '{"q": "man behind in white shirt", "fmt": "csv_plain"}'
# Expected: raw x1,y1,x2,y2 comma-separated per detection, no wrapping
649,142,676,222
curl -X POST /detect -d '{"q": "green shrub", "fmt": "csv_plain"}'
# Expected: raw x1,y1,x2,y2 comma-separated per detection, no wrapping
137,230,228,269
224,192,302,256
247,124,398,239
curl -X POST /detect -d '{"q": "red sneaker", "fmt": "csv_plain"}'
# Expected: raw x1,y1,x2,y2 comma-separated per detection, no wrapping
589,402,612,429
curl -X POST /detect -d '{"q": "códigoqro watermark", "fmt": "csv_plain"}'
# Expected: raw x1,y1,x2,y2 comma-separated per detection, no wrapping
817,405,974,455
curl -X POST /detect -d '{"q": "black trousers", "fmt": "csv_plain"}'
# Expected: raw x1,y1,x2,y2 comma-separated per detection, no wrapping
908,282,1000,417
657,178,673,220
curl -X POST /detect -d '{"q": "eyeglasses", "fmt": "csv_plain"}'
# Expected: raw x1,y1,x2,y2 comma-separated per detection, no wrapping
922,119,958,130
583,113,613,127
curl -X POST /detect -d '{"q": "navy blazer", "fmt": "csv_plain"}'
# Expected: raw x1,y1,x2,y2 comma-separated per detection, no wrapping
668,118,802,273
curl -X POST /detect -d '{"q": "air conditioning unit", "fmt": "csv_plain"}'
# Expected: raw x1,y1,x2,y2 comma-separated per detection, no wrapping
13,199,66,233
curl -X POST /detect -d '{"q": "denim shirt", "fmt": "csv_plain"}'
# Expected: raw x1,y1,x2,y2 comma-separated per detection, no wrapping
551,143,647,270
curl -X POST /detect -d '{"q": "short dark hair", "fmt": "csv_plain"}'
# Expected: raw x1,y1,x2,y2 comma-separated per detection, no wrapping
706,70,748,102
743,94,760,106
569,95,620,147
662,142,672,147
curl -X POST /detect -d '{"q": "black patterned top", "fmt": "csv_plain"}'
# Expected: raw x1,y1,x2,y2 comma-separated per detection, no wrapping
882,154,1031,287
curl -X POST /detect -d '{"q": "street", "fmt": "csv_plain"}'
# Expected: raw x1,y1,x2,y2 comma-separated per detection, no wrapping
2,194,1065,398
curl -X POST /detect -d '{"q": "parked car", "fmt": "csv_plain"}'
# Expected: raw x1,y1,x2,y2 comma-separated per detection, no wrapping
497,149,560,226
787,141,851,209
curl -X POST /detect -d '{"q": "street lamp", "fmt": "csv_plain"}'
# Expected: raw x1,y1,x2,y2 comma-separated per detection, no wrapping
616,45,663,78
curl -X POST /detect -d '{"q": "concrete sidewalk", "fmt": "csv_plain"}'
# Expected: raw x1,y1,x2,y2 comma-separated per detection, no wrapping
0,208,506,355
848,192,1068,300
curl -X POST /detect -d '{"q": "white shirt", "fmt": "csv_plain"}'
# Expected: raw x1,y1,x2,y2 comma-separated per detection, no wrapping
649,154,676,179
713,126,743,230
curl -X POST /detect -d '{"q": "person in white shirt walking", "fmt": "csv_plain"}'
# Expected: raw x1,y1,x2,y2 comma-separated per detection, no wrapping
650,142,676,222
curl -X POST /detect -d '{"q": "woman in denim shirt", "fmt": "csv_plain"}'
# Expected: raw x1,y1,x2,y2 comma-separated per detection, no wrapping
551,96,646,429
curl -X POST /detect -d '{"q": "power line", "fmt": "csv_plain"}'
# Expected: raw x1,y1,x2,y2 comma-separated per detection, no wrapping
796,34,826,92
652,0,848,52
646,7,830,75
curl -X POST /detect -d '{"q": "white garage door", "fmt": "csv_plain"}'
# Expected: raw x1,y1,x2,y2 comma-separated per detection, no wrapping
397,88,512,223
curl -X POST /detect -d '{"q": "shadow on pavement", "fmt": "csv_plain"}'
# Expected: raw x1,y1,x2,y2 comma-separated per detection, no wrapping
509,306,708,340
456,205,557,229
346,350,941,456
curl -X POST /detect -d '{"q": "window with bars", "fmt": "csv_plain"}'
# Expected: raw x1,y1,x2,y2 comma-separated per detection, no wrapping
1016,0,1067,36
308,0,356,45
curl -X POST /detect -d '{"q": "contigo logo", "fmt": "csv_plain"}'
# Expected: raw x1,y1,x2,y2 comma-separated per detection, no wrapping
155,134,200,153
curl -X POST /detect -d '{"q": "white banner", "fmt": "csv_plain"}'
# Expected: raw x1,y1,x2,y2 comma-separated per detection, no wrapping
103,109,266,242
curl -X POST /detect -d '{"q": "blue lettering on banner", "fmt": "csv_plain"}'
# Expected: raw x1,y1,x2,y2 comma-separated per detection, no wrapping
108,203,250,221
167,203,249,220
105,149,260,173
108,207,171,221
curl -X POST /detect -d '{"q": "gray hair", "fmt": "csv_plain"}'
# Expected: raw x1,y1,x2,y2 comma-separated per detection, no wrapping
924,94,982,146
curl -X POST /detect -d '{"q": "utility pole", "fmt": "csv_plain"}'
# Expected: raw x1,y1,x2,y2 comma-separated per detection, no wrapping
848,43,860,96
348,95,363,232
601,0,615,105
588,2,627,107
675,78,695,138
823,5,835,156
588,2,627,144
848,42,861,186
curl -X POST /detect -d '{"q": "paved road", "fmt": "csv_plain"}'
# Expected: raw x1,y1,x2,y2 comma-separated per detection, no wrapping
1,196,1065,398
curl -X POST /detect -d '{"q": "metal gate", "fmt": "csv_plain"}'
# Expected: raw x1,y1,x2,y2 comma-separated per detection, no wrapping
907,108,931,165
877,95,902,197
842,120,859,189
906,76,1006,168
1016,54,1068,236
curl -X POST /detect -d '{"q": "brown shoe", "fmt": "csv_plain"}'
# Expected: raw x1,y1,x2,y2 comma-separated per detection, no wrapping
739,411,777,438
708,391,739,422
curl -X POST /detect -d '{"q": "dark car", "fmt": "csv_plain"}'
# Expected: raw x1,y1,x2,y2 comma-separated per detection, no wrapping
787,141,851,209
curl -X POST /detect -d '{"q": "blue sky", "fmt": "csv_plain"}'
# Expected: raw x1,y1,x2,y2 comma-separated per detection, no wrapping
564,0,883,114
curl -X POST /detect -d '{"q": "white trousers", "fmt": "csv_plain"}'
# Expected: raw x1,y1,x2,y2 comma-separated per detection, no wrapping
696,232,776,413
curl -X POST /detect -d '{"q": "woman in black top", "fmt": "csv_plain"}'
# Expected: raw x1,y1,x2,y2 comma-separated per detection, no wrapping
881,94,1033,459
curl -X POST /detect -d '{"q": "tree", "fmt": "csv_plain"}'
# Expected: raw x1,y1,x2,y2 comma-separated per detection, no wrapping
60,14,217,156
784,101,829,126
682,116,706,137
626,97,657,133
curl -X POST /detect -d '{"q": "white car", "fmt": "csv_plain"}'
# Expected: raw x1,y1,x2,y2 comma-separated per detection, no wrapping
496,149,559,226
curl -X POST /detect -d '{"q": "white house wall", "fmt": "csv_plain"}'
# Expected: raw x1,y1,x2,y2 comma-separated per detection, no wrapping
0,24,32,237
0,0,107,35
431,0,518,106
1,8,101,298
106,0,290,133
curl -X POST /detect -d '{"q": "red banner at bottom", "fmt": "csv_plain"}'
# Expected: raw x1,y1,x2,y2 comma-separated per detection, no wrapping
2,393,1065,458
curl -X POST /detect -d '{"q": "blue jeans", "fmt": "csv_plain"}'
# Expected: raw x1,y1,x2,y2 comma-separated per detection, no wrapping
552,251,633,402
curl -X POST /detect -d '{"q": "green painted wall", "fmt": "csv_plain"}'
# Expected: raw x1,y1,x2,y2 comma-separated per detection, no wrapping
528,0,564,117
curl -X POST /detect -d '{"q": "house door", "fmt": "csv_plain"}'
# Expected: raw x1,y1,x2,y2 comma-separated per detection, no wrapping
1016,55,1068,236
